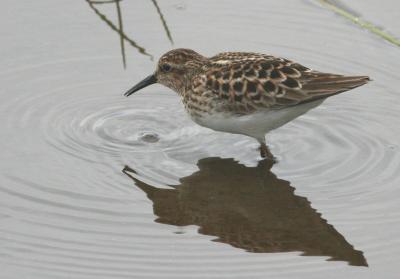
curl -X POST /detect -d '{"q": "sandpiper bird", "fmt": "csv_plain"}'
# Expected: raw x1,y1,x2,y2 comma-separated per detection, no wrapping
124,49,369,159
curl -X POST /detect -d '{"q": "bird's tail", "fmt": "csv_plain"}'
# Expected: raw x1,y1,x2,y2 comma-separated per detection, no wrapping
302,73,370,96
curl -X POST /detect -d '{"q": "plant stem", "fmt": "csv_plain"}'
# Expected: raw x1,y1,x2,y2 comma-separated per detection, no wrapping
318,0,400,47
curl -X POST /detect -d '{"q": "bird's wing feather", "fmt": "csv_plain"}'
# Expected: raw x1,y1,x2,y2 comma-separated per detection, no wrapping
191,53,369,112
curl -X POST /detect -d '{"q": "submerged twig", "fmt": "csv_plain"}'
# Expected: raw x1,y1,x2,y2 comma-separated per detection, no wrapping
318,0,400,47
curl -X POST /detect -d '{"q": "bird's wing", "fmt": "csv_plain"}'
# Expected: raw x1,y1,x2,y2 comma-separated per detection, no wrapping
192,53,369,112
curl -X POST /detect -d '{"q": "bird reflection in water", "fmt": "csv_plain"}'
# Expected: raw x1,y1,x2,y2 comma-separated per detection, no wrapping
123,158,367,266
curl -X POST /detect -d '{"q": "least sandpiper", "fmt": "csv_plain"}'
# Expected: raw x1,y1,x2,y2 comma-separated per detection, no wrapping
124,49,369,159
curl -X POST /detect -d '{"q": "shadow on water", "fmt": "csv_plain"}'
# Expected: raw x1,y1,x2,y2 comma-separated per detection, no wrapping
123,157,367,267
85,0,174,67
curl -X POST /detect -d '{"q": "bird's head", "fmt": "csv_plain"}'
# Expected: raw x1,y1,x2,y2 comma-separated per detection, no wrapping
124,48,206,96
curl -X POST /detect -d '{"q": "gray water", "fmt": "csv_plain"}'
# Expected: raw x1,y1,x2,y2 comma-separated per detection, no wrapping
1,0,400,278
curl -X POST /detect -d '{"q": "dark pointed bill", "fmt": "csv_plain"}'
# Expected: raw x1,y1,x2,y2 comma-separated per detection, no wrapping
124,74,157,97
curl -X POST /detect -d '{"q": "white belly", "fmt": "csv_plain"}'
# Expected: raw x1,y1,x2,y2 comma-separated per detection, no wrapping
192,100,323,142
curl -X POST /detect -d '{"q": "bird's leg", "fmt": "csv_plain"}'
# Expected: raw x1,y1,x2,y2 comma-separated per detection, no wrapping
258,141,276,162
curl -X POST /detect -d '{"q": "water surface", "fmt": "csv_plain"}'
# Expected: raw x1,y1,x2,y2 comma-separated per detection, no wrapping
1,0,400,278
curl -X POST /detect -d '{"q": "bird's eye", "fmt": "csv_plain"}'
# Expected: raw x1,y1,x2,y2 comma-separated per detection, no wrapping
161,63,172,72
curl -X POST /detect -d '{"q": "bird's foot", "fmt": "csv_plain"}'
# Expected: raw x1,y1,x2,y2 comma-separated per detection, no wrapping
259,143,277,162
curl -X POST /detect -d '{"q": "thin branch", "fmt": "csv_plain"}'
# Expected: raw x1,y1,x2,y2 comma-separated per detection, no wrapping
115,0,126,68
89,0,122,4
151,0,174,44
86,0,153,60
